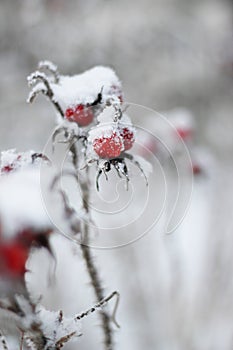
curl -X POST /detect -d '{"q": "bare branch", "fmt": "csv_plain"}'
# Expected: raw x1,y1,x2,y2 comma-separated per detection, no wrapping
27,71,64,118
75,291,120,328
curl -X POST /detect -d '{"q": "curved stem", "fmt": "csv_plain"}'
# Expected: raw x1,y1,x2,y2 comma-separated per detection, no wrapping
70,144,114,350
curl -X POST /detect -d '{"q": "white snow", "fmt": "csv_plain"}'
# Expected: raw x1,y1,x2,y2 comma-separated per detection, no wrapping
96,105,117,124
0,149,40,173
97,105,132,125
27,71,48,87
51,66,122,109
36,306,82,348
88,123,122,143
0,168,52,239
38,60,58,74
88,106,134,142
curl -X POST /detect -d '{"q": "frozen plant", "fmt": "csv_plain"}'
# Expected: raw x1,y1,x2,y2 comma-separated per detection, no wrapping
0,60,151,350
0,160,120,349
26,60,150,349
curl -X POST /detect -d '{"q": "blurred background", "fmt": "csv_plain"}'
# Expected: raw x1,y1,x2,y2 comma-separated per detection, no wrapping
0,0,233,349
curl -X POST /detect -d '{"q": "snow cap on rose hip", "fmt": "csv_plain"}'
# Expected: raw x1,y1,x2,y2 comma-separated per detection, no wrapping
51,66,122,112
0,168,53,241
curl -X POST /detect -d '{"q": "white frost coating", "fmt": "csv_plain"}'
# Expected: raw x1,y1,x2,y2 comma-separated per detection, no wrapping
36,306,82,347
87,107,136,158
1,149,20,168
0,168,52,239
11,296,81,348
38,60,58,73
27,71,48,87
27,83,45,103
0,149,41,173
51,66,122,108
55,119,80,136
87,123,123,159
97,105,132,126
87,123,123,145
96,105,116,124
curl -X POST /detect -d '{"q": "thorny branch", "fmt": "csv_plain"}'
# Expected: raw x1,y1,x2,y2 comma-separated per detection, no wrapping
76,291,120,329
70,143,115,350
26,63,122,350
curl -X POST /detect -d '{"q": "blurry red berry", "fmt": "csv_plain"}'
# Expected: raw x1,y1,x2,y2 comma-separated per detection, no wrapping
120,127,135,151
0,242,28,277
65,108,74,118
192,163,202,175
176,128,193,140
119,95,123,103
0,228,53,278
93,133,123,159
1,165,14,173
65,104,94,126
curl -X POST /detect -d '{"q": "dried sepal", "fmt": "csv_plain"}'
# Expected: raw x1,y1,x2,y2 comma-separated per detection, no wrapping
93,152,149,191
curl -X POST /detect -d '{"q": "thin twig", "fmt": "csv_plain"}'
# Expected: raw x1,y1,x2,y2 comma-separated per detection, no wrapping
70,143,115,350
76,291,120,328
27,72,64,118
38,60,60,84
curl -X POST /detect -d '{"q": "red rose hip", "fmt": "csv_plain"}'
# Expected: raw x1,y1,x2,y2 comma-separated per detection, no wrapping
120,127,135,151
0,242,28,277
93,132,123,159
65,104,94,126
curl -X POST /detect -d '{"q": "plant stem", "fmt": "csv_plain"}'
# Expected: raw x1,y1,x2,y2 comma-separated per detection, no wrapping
70,144,114,350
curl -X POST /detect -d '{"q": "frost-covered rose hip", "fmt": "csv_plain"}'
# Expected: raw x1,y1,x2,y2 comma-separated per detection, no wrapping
93,132,123,159
65,105,94,126
120,127,135,151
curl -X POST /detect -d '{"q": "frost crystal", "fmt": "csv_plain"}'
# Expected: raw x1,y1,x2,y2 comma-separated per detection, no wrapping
0,149,40,174
38,60,58,74
35,307,82,349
